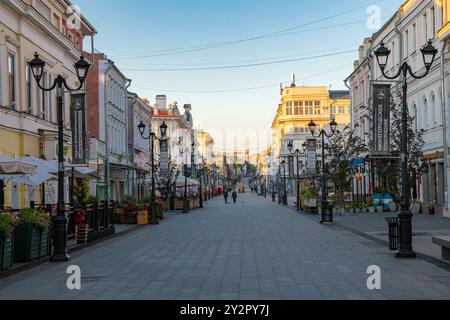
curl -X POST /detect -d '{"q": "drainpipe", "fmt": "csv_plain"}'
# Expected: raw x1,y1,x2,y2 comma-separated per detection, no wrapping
104,61,113,204
441,41,448,212
124,79,132,198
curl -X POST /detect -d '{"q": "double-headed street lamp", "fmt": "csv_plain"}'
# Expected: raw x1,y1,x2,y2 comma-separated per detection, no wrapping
138,120,168,225
287,141,307,211
29,53,90,262
308,118,338,224
374,40,438,258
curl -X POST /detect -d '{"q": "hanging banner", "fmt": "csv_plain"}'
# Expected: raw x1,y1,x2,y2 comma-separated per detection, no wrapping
160,138,169,175
306,139,317,174
372,84,391,156
71,94,87,165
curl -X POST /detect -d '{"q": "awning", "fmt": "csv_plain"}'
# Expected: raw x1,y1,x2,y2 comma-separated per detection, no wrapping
0,156,36,174
175,175,199,187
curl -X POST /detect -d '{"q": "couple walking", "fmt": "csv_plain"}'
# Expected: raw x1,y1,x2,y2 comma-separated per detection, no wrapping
223,190,237,204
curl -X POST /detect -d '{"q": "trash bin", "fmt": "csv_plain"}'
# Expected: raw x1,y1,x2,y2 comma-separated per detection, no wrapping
385,217,399,251
137,210,148,225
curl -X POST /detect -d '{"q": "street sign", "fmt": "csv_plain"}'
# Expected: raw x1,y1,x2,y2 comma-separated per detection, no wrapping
372,84,391,156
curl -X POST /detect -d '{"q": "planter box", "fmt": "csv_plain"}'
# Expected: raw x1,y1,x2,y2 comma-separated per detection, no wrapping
376,206,384,213
14,224,49,262
369,207,376,213
137,210,148,225
304,198,317,208
0,234,14,271
174,200,185,210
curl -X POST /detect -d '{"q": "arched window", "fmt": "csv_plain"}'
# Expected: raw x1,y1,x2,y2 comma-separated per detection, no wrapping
423,97,429,129
411,104,418,132
437,90,443,126
430,92,436,127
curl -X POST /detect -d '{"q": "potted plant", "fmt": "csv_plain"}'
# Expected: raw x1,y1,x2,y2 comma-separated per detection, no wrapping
410,200,421,214
375,199,384,213
14,208,50,262
366,196,375,213
0,213,16,270
426,201,436,215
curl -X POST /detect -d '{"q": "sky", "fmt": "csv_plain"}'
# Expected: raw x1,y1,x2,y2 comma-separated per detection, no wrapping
74,0,405,152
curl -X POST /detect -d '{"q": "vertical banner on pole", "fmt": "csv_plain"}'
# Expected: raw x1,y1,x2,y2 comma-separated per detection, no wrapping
372,84,391,156
306,139,317,174
71,94,87,165
160,138,169,175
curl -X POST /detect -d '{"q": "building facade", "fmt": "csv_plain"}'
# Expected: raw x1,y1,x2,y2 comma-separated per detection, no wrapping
269,76,351,194
347,0,450,216
0,0,95,209
85,52,131,203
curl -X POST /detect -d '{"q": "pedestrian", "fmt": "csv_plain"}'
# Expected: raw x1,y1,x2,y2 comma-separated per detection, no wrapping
223,190,229,203
232,190,237,203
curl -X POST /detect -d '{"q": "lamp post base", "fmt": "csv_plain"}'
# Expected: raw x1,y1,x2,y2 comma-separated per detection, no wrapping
320,201,333,224
50,215,70,262
395,250,416,258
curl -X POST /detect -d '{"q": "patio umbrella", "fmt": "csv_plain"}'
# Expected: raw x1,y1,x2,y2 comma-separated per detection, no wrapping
0,156,36,174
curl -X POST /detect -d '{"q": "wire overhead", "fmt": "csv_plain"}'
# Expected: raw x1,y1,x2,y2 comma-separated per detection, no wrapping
110,0,386,60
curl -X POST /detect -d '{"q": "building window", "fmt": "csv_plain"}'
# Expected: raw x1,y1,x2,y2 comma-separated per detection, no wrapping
405,30,409,57
8,54,16,107
34,0,51,20
41,71,47,119
431,6,436,38
412,23,417,53
423,13,428,42
338,106,345,114
25,64,32,113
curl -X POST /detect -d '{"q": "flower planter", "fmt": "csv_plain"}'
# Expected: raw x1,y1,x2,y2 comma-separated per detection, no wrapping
369,207,376,213
14,224,49,262
376,206,384,213
0,234,14,271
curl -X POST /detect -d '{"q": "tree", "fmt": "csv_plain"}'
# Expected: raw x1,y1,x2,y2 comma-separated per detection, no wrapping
326,126,368,208
372,97,426,201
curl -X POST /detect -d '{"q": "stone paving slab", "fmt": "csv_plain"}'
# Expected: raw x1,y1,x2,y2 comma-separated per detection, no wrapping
0,193,449,300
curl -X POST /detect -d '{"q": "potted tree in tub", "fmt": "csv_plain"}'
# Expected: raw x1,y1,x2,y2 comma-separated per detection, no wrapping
375,199,384,213
366,196,375,213
14,208,50,262
0,213,15,271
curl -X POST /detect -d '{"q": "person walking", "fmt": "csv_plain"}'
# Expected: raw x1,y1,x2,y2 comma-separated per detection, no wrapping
232,190,237,204
223,190,229,203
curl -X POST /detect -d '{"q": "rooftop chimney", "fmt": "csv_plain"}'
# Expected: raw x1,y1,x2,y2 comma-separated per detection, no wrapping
155,95,167,111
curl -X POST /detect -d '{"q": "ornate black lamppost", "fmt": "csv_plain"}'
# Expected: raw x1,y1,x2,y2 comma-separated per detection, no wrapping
29,53,90,262
308,118,338,224
178,138,190,213
138,121,168,225
280,159,288,205
374,40,438,258
287,141,307,211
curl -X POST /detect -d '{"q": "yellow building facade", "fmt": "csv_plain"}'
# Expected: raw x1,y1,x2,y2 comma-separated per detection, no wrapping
268,81,351,191
0,0,95,209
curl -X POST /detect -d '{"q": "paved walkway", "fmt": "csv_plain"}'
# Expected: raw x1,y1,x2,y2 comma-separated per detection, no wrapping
0,193,449,300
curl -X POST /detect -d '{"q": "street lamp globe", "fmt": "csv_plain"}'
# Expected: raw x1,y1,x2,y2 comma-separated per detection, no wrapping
287,140,293,153
374,42,391,71
138,120,146,136
74,56,91,83
421,40,438,70
160,121,168,137
29,53,45,82
308,120,317,135
329,118,338,133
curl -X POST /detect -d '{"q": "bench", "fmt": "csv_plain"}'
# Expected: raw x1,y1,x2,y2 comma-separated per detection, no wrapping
432,236,450,261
